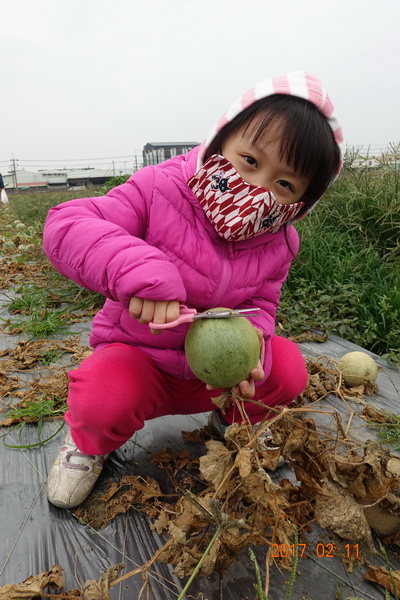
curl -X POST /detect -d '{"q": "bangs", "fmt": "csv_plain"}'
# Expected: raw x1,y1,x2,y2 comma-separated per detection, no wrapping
206,94,341,206
245,95,340,201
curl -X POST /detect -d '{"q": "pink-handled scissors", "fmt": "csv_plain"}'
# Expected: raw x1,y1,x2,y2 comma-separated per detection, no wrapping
149,304,260,330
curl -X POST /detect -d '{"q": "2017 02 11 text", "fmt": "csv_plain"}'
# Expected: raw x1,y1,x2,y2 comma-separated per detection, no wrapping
271,542,360,559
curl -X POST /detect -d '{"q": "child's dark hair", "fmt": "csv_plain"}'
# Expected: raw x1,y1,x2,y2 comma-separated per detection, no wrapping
204,94,341,219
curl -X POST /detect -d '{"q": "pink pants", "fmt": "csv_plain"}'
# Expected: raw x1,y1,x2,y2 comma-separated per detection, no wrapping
66,336,308,455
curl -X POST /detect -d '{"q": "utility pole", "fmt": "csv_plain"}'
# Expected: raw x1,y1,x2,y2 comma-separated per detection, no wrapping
10,156,18,190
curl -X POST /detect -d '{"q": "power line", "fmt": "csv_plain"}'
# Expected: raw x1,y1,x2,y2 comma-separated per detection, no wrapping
17,154,141,162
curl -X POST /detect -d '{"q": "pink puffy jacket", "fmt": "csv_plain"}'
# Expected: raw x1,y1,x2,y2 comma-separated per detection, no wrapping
43,146,299,381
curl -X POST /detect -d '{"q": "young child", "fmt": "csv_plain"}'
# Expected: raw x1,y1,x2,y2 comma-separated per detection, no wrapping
43,71,343,509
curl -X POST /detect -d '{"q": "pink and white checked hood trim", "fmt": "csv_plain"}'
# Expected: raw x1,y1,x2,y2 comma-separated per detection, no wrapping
197,71,344,171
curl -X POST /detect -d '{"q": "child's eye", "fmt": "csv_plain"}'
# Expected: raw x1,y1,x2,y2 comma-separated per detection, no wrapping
243,156,257,167
278,180,294,191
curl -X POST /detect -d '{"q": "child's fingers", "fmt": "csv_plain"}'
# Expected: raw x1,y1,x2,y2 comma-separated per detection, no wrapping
129,296,143,319
130,298,181,334
165,300,180,323
153,300,180,325
129,297,156,323
150,301,170,335
250,361,265,382
137,299,156,323
151,300,168,325
150,327,162,335
254,327,264,343
237,379,255,398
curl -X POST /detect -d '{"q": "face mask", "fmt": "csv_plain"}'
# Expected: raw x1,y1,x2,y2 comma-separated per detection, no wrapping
188,154,305,241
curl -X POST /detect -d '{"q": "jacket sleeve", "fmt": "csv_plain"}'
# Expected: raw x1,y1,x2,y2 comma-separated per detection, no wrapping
236,230,299,381
43,170,187,306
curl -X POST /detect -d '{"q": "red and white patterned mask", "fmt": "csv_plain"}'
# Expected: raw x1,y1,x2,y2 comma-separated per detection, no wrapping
188,154,305,241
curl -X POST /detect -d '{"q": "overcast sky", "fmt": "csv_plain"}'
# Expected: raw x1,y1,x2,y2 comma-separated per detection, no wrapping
1,0,399,174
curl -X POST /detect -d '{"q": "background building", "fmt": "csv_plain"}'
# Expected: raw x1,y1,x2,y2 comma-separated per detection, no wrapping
2,142,201,190
142,142,199,166
2,168,116,191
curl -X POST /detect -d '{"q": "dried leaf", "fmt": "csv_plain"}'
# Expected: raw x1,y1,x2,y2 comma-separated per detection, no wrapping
199,537,222,575
181,426,211,443
364,565,400,595
362,403,392,424
234,447,252,478
280,421,308,456
259,447,283,470
151,509,170,534
74,476,164,528
315,480,375,549
173,496,209,534
151,447,199,475
241,470,280,511
159,539,204,578
168,522,189,544
82,564,125,600
199,440,233,495
210,391,232,412
0,565,64,599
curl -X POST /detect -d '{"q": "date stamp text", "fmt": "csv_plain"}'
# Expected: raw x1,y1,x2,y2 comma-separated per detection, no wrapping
271,543,360,559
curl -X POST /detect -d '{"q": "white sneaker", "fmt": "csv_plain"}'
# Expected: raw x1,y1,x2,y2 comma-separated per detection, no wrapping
47,430,108,508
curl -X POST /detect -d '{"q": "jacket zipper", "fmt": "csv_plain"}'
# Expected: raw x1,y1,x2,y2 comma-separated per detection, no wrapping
212,243,233,307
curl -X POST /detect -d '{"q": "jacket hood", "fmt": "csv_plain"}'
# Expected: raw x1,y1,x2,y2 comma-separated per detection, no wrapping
196,70,344,173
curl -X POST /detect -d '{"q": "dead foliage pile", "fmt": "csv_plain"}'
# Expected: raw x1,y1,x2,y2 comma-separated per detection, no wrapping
0,241,49,290
0,564,125,600
2,321,400,596
71,355,400,591
0,338,92,426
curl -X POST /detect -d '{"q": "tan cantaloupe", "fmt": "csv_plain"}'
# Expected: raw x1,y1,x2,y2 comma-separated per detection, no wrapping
338,351,378,387
363,503,400,535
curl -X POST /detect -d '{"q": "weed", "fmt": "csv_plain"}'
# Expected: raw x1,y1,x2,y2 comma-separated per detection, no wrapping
3,421,65,449
379,540,399,600
249,548,268,600
247,527,299,600
284,527,299,600
367,411,400,450
5,284,48,314
98,174,130,194
3,396,67,448
39,349,65,365
2,275,102,338
22,308,68,337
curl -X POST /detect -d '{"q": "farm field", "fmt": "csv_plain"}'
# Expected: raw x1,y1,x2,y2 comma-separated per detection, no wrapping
0,169,399,599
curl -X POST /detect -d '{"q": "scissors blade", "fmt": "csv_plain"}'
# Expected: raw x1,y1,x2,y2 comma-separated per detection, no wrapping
193,308,260,319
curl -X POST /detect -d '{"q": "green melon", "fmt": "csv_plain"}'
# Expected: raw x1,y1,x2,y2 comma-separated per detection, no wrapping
185,308,260,388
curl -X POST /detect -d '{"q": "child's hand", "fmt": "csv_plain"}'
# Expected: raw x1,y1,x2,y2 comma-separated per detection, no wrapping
206,328,265,398
129,297,180,335
231,358,265,398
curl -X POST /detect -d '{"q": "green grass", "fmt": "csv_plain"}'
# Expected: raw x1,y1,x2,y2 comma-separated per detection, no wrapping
280,159,400,364
1,279,101,338
0,197,103,337
3,396,67,448
369,411,400,450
